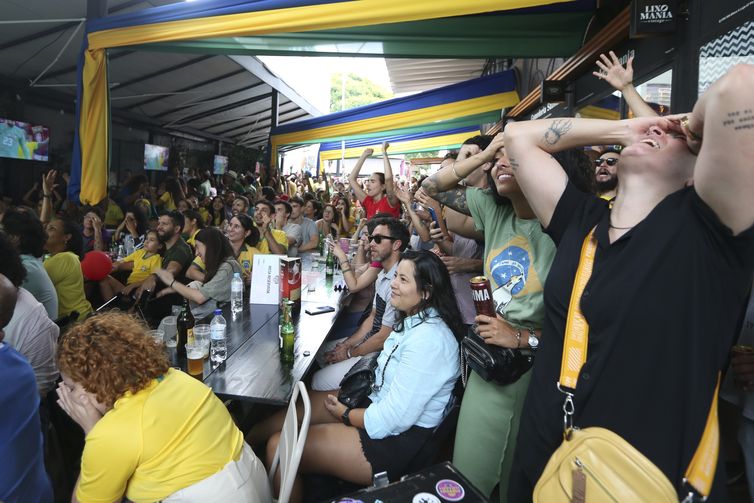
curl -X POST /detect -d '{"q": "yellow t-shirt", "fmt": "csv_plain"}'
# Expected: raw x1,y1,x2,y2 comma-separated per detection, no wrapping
76,369,243,503
104,200,124,227
123,249,162,285
198,207,210,226
158,192,176,211
186,229,199,248
256,228,288,254
43,252,92,320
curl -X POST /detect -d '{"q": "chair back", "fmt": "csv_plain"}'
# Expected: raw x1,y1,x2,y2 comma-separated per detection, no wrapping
269,381,311,503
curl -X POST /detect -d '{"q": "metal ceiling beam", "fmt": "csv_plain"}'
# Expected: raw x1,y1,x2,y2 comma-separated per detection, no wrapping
230,56,322,117
209,104,302,136
0,21,80,51
166,92,273,126
110,54,215,92
120,68,247,110
146,81,267,120
43,49,136,80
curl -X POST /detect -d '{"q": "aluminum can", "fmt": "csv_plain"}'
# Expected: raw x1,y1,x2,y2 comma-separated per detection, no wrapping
470,276,495,317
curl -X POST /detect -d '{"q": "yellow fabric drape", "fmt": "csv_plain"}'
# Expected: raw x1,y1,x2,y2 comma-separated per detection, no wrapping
79,0,568,203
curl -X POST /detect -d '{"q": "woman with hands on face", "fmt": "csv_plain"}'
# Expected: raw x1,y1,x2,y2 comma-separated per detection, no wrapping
56,312,270,503
248,251,462,502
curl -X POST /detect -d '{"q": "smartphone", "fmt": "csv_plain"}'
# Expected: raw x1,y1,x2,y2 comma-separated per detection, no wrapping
305,305,336,316
427,207,440,226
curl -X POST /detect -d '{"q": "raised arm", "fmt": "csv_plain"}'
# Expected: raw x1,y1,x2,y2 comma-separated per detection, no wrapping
40,170,57,224
690,64,754,235
381,142,399,207
348,148,373,202
394,186,431,243
421,136,503,216
594,52,658,118
504,119,636,228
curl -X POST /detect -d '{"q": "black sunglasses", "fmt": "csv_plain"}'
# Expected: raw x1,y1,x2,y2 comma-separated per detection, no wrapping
368,234,396,244
594,158,619,167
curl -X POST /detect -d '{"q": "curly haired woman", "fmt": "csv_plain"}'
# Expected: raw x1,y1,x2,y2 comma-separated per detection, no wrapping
56,312,270,503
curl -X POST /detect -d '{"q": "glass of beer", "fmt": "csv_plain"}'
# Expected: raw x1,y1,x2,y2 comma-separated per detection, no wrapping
186,343,204,377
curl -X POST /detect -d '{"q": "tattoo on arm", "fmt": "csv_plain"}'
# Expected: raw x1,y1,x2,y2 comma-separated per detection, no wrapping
509,157,520,172
431,187,471,216
422,174,440,195
542,119,573,145
722,109,754,131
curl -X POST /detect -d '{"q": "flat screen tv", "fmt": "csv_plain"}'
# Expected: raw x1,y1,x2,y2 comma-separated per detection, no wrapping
0,118,50,161
213,154,228,175
144,144,169,171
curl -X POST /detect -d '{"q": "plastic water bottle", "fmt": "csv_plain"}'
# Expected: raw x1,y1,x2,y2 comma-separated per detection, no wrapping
124,234,135,255
210,309,227,364
231,272,244,314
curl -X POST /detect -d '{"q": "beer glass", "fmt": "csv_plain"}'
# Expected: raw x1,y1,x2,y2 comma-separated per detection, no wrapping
194,324,211,359
186,343,204,377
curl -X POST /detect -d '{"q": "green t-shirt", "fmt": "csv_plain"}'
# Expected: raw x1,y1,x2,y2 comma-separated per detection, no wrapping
162,238,194,274
466,187,556,329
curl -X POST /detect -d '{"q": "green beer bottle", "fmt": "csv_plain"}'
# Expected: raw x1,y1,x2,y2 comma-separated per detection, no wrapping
280,300,295,364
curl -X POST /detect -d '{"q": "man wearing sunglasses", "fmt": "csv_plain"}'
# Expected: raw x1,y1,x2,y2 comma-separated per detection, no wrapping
595,147,621,200
312,216,410,391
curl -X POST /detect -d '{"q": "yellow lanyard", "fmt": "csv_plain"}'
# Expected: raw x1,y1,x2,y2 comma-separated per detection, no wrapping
560,226,719,498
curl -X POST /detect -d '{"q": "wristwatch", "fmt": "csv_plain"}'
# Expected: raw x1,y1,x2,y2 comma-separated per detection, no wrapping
342,407,352,426
527,328,539,350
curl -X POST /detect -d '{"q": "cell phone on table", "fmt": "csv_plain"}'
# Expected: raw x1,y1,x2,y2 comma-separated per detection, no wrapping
305,305,335,315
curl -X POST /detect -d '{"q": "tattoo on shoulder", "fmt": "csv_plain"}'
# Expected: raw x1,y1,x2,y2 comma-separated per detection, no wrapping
722,109,754,131
542,119,573,145
433,187,470,216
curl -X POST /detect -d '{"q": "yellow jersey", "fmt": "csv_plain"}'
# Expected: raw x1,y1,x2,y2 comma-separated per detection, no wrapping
123,249,162,285
76,369,243,503
43,252,92,320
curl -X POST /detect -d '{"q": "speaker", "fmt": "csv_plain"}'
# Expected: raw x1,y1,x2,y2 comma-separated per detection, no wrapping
540,80,567,103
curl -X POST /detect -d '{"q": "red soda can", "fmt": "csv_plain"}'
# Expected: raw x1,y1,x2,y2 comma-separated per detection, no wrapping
470,276,495,317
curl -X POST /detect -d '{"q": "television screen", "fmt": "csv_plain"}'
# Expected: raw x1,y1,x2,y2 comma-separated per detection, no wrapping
144,144,169,171
213,154,228,175
0,118,50,161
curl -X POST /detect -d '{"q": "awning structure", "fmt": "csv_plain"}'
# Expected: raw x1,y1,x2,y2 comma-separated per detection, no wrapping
271,70,518,168
317,126,481,169
71,0,593,204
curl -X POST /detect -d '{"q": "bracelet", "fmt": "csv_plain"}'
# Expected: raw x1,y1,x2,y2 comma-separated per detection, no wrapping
42,194,52,199
451,162,464,182
346,347,353,358
514,329,521,349
170,279,176,289
342,267,352,273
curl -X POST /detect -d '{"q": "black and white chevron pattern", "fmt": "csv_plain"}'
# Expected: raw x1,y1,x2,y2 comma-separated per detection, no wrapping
698,21,754,94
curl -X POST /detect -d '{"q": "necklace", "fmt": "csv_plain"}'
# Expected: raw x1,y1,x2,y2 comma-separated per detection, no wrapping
608,223,635,230
372,343,400,392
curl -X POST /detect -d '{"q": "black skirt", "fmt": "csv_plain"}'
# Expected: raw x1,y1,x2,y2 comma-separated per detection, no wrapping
357,425,433,482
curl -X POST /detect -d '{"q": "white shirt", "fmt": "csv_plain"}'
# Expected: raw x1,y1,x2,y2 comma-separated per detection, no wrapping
4,288,59,394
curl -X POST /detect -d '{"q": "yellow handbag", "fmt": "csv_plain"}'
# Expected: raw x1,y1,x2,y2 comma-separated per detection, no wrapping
533,228,720,503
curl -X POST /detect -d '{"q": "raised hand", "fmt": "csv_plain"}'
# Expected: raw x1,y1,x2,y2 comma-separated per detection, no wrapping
42,170,58,196
593,51,634,92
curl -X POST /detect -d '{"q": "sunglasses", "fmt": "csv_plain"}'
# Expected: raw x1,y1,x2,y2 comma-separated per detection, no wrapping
594,158,619,167
368,234,396,244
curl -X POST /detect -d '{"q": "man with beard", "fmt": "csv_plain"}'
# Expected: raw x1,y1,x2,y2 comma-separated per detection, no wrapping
311,217,409,391
123,210,193,299
595,147,621,200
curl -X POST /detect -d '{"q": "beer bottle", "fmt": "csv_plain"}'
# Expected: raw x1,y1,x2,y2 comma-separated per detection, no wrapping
280,300,295,364
325,247,335,278
176,297,195,357
318,231,325,255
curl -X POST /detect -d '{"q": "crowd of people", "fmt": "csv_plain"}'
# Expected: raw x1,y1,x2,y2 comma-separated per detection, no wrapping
1,57,753,503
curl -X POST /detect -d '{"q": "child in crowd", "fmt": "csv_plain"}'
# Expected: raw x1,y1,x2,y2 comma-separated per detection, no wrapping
99,229,164,300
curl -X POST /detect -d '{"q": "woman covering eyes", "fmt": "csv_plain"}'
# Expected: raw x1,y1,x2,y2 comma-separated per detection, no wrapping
250,250,463,501
55,312,270,503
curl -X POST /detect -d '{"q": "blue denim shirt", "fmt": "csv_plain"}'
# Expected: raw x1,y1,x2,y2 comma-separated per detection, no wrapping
363,308,460,439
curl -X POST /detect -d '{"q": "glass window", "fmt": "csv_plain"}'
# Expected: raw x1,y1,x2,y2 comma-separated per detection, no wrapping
698,21,754,95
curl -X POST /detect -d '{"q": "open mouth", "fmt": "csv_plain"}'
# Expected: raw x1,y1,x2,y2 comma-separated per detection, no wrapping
496,171,514,183
640,138,661,149
596,168,611,178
